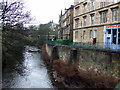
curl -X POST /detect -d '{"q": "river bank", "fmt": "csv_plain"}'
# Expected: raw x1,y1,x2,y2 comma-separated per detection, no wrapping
41,45,66,89
42,44,119,88
42,44,75,88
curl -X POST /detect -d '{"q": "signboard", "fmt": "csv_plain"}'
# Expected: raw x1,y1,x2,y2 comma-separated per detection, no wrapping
106,25,120,29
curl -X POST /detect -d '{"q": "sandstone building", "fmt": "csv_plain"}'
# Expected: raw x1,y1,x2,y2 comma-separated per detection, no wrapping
73,0,120,49
58,5,74,39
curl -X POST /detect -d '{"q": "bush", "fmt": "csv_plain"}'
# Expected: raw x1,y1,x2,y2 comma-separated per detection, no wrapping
57,39,73,45
41,45,51,66
54,36,57,40
53,60,119,88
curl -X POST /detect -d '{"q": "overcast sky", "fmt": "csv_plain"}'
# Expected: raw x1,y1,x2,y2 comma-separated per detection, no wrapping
24,0,74,25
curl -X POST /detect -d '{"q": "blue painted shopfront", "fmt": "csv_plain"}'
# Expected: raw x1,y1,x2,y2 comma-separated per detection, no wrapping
104,24,120,49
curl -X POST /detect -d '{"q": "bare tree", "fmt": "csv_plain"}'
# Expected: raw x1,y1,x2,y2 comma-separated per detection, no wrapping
0,0,32,30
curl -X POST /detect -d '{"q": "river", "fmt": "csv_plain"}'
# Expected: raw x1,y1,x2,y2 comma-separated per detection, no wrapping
2,46,55,88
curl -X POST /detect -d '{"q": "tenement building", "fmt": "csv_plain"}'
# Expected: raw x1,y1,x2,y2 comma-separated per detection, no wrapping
58,5,74,39
73,0,120,49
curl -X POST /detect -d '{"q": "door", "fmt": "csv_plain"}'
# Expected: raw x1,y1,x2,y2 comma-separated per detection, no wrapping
93,30,97,44
107,37,110,43
106,37,110,48
112,29,117,44
118,29,120,44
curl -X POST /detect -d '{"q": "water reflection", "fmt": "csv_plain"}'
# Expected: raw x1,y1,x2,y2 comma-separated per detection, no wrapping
2,46,54,88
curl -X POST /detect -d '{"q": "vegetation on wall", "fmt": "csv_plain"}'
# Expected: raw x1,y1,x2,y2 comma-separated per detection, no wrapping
56,39,73,44
42,44,119,88
52,60,119,88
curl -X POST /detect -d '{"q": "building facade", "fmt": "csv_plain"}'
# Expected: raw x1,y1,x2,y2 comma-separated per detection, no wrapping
0,2,3,30
73,0,120,49
58,5,74,39
48,21,58,40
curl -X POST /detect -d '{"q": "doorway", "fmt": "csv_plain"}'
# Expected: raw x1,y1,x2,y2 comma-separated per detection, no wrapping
118,29,120,44
112,29,117,44
73,50,77,64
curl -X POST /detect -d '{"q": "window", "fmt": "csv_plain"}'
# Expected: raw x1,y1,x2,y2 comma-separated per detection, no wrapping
67,18,69,25
112,29,117,44
75,19,79,28
91,1,94,10
90,30,92,39
100,11,107,23
79,7,80,14
94,30,97,38
67,10,70,16
107,30,111,34
66,35,69,39
101,0,107,7
84,4,87,13
83,30,86,39
81,21,82,27
118,29,120,44
75,7,79,16
91,15,94,25
83,17,86,26
66,27,69,34
113,0,117,3
113,9,117,22
75,31,78,39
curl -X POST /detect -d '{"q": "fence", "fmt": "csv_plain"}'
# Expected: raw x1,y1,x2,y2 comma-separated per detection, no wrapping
46,40,120,51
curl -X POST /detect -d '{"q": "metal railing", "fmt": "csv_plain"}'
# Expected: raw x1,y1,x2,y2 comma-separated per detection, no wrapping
46,40,120,51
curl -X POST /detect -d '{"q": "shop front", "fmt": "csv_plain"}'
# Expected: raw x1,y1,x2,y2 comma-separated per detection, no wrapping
104,24,120,49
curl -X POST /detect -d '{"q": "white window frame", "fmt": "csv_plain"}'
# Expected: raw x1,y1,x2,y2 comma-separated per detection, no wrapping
75,31,79,39
83,17,86,26
91,15,94,25
101,0,107,7
75,7,79,16
84,4,87,13
83,30,86,39
90,30,92,39
94,30,97,38
91,1,94,10
113,9,117,22
100,11,107,23
75,19,79,28
113,0,117,3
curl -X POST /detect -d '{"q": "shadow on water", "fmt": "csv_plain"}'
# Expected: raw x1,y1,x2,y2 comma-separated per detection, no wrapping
2,46,54,88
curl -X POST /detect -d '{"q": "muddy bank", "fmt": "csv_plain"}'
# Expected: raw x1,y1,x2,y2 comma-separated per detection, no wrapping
42,44,119,88
41,45,66,88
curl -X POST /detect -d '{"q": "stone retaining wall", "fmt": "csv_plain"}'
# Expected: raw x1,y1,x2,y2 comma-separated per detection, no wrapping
46,44,120,79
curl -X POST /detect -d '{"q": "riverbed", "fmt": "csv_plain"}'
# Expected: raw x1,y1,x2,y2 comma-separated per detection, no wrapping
2,46,54,88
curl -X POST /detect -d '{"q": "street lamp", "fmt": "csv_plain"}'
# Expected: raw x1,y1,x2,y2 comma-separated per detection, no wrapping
53,29,56,40
48,32,50,40
53,29,55,32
